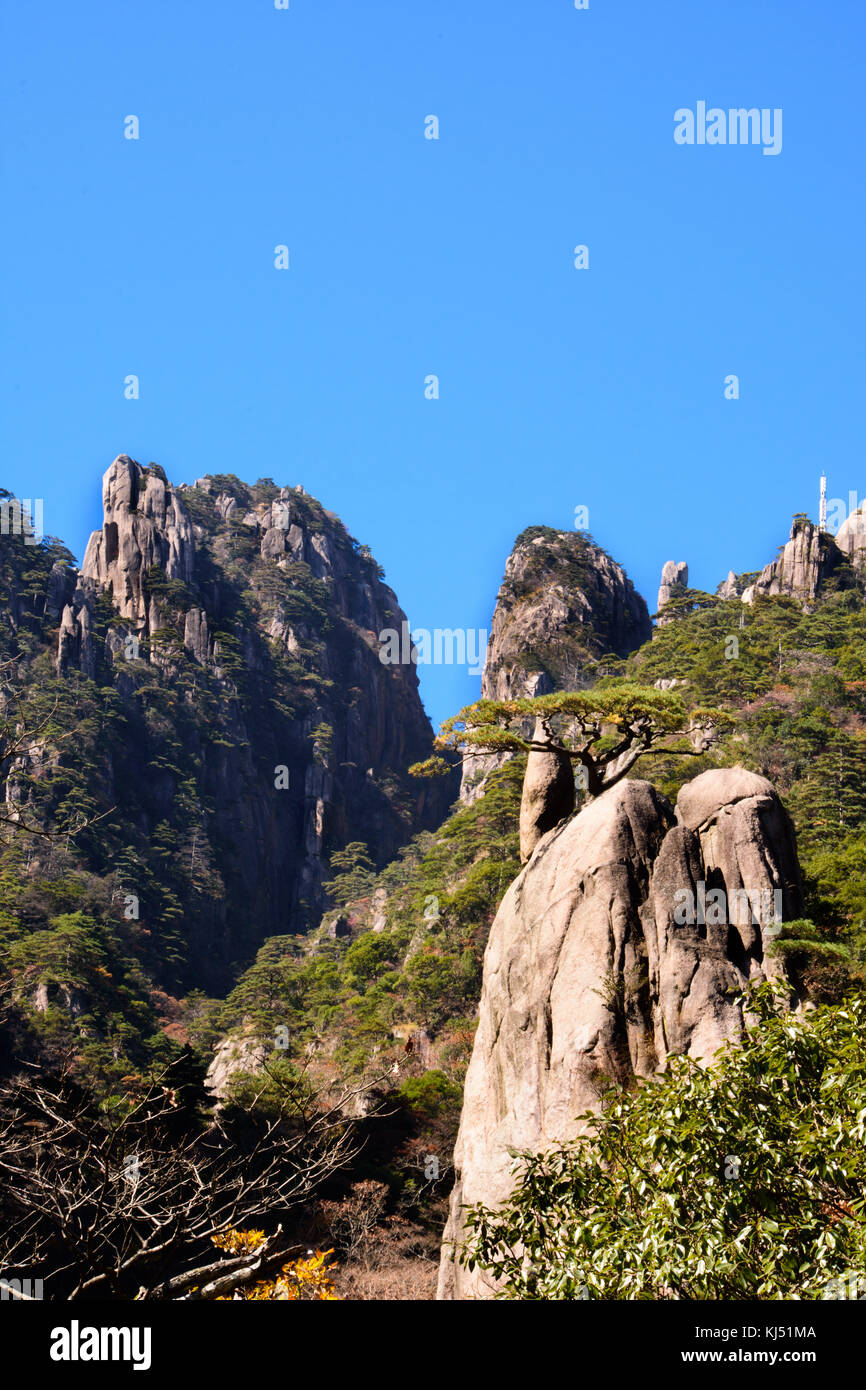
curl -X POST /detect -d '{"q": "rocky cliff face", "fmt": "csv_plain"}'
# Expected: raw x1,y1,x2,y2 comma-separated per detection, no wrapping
83,457,195,623
740,519,849,607
483,528,652,700
48,455,453,990
438,767,801,1299
460,528,651,803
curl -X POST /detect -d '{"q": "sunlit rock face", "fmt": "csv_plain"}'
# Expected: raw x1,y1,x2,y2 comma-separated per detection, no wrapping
54,454,454,990
460,528,651,805
438,768,801,1299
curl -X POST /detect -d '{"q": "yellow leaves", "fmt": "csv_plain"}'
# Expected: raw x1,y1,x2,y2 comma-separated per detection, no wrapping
212,1228,265,1255
249,1250,340,1302
211,1230,340,1301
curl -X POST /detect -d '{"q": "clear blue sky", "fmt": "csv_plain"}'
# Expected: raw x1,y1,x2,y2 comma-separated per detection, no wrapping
2,0,864,727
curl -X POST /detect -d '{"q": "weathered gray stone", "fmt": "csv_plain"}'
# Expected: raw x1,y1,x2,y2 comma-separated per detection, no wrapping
438,768,801,1299
518,719,575,863
183,607,209,664
656,559,688,624
80,455,194,628
742,519,845,607
460,530,651,804
205,1030,269,1102
45,561,76,618
260,527,285,560
834,504,866,570
484,536,651,705
717,570,739,599
370,886,388,933
56,593,96,679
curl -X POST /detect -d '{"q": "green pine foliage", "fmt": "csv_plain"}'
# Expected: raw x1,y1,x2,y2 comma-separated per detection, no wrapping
628,587,866,990
0,477,438,1091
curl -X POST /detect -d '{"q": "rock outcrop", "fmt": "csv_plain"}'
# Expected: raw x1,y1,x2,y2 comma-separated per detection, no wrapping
438,767,801,1299
833,503,866,571
740,518,848,607
483,529,652,702
656,559,689,624
82,456,195,625
518,719,575,863
205,1029,268,1102
716,569,739,599
460,528,651,804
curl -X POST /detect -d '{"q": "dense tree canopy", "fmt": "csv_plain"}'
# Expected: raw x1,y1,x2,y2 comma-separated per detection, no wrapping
424,681,721,797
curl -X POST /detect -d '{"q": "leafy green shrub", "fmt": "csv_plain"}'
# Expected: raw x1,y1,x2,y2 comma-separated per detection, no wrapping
398,1069,462,1121
462,986,866,1299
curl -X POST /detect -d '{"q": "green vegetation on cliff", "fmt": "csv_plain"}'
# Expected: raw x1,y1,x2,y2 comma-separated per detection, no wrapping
629,587,866,988
463,985,866,1300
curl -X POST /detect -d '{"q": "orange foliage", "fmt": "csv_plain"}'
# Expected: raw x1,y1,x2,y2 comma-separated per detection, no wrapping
212,1229,339,1300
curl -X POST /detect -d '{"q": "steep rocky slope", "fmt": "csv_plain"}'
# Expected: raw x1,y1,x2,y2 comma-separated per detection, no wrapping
438,768,802,1299
481,527,651,700
2,456,452,1000
740,517,853,606
461,527,651,803
6,470,866,1299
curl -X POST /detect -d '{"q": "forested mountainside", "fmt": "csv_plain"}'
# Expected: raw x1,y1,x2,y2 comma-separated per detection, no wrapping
204,516,866,1296
3,478,866,1301
233,521,866,1104
0,457,451,1088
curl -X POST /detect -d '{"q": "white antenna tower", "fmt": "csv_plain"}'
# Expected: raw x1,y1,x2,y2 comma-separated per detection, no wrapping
819,475,827,532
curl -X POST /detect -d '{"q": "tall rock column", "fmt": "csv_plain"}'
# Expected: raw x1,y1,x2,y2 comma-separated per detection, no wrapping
656,559,688,625
438,768,801,1299
518,718,575,863
81,455,195,628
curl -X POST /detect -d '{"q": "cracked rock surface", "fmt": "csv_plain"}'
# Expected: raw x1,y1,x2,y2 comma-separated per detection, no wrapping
437,768,801,1299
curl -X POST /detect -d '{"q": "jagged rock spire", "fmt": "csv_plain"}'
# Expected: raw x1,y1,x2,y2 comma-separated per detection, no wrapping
740,518,843,607
656,559,688,624
81,455,195,625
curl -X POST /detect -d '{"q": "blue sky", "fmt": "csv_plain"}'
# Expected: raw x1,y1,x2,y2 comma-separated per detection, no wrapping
2,0,864,728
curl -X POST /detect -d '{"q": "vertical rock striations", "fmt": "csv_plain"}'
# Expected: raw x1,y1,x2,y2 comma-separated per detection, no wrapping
50,455,453,990
438,767,801,1299
740,518,850,607
82,456,195,624
656,560,689,624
